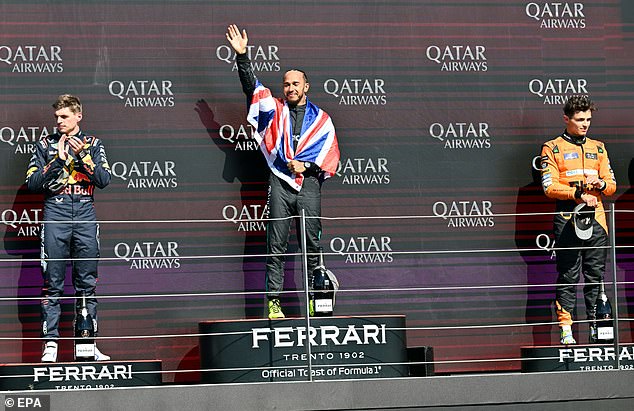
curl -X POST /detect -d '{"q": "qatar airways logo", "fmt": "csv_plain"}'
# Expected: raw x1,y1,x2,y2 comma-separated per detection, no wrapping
536,233,557,259
426,45,487,72
108,80,175,108
323,78,387,105
216,44,281,72
336,157,390,185
1,126,56,155
433,200,495,228
219,123,258,151
428,122,491,149
526,2,586,29
330,236,393,264
114,241,181,270
2,208,42,237
111,160,178,189
222,203,268,232
529,78,588,105
0,45,63,73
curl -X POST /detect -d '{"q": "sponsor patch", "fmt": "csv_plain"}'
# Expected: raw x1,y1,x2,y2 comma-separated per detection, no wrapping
542,174,553,188
563,152,579,160
585,152,597,160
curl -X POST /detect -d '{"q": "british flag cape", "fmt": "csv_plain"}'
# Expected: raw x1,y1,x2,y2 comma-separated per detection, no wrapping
247,80,340,192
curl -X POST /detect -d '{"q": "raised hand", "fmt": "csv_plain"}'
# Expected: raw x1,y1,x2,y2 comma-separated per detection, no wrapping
226,24,248,55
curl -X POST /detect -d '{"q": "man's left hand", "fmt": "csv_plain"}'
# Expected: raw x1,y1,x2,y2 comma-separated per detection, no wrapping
67,136,87,155
585,175,605,190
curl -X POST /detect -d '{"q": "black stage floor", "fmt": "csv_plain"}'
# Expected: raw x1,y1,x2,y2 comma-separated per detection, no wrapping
5,369,633,411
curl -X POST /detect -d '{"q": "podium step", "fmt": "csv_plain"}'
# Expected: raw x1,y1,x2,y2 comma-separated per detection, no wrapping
199,315,409,383
521,343,634,373
0,360,162,390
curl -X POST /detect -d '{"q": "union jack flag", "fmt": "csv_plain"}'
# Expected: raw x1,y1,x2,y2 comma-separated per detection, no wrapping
247,81,340,192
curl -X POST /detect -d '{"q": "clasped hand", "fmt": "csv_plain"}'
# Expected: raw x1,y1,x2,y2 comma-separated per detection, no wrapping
58,135,86,161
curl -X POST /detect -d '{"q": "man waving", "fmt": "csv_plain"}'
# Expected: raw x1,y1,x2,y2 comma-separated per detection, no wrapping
226,24,340,319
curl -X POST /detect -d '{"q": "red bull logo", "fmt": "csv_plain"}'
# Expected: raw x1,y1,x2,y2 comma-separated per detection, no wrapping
69,171,91,184
62,185,94,196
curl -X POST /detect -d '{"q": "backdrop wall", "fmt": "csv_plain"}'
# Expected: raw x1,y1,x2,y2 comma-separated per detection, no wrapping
1,1,633,381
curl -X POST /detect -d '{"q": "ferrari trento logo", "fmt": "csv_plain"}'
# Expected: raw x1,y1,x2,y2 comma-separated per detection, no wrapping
251,324,387,349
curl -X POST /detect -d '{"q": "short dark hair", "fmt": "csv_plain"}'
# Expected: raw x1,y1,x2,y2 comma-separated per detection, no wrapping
52,94,82,114
284,69,308,83
563,95,596,117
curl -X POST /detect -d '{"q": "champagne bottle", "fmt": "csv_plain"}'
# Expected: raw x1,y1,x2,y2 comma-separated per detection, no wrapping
311,248,334,317
74,292,96,361
592,282,614,344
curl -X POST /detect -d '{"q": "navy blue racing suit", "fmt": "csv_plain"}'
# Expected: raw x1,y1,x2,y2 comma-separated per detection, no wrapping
26,131,111,340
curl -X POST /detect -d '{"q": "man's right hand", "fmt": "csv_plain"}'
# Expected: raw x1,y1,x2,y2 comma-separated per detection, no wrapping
580,192,598,207
226,24,248,55
58,135,68,160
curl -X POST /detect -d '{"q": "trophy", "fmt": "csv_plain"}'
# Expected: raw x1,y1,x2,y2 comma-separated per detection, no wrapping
590,281,614,344
310,248,339,317
74,292,96,361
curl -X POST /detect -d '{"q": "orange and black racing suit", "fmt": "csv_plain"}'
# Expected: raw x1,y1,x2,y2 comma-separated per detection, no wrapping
540,132,616,327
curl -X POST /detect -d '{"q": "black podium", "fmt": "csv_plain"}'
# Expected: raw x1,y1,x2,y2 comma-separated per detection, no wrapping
199,315,409,383
0,360,162,390
521,343,634,372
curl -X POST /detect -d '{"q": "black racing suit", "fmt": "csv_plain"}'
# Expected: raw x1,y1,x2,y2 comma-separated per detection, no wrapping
26,131,111,340
236,53,323,298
